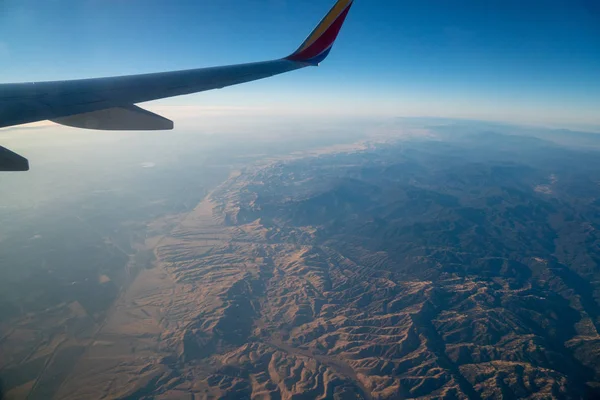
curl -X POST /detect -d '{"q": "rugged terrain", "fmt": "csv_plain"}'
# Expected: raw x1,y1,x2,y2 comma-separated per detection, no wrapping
3,122,600,399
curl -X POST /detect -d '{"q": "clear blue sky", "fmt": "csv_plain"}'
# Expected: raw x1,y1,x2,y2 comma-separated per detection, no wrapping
1,0,599,128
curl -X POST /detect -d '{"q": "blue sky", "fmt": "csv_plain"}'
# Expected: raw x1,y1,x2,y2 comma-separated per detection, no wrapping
1,0,599,128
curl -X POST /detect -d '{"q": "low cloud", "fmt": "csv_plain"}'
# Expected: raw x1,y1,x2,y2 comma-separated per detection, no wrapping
145,105,270,119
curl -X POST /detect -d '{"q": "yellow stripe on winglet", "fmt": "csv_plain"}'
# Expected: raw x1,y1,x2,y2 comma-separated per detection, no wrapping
297,0,353,53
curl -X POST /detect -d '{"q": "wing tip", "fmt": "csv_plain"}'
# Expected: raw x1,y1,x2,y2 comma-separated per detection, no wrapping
285,0,353,65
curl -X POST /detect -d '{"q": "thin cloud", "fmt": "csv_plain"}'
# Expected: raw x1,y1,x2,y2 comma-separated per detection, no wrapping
0,120,57,134
145,105,270,119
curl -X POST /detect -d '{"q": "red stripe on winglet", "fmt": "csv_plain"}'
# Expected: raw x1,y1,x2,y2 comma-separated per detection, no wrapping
287,4,352,62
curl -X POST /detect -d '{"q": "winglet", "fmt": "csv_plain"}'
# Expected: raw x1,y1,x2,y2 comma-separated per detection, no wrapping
285,0,353,65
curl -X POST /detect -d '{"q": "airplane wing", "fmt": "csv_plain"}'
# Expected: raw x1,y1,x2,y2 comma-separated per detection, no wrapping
0,0,354,171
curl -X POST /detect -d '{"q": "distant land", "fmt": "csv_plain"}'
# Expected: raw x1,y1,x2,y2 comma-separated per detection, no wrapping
2,119,600,399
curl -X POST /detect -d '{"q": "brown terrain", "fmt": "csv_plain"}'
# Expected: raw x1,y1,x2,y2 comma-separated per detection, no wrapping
3,125,600,399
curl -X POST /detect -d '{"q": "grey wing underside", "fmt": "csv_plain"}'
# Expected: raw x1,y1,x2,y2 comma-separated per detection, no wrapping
0,59,306,130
